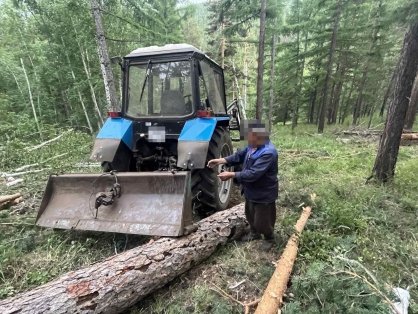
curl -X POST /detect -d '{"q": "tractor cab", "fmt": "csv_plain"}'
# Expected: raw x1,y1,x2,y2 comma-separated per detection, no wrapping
123,44,228,121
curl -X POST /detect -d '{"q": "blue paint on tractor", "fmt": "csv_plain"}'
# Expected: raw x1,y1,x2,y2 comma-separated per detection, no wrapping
97,118,133,149
178,118,225,142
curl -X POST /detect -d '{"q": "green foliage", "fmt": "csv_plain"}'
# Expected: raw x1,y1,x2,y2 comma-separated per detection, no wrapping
131,124,417,313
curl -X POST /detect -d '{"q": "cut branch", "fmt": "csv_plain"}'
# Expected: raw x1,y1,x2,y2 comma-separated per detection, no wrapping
255,206,312,314
0,203,248,314
26,130,72,152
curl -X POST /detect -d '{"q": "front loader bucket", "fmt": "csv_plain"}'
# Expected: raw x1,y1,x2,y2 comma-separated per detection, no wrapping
36,172,192,236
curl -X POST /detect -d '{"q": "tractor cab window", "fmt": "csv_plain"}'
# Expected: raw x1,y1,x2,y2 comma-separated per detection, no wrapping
198,61,226,114
127,61,193,117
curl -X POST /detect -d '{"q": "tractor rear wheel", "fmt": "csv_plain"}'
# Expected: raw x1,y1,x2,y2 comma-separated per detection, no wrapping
192,127,234,216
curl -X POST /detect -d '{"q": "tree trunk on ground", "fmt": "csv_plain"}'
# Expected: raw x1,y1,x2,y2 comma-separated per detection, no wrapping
317,1,342,133
0,204,247,314
404,72,418,130
269,34,277,131
255,0,267,120
371,22,418,183
255,207,312,314
91,0,118,112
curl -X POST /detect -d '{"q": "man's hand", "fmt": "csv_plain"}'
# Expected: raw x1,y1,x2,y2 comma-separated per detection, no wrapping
218,171,235,181
207,158,226,168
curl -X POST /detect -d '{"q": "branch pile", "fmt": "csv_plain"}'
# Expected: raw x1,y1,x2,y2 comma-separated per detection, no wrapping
0,203,248,314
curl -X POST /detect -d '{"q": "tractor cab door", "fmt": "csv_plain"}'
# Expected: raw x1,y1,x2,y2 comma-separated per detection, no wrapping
196,59,227,115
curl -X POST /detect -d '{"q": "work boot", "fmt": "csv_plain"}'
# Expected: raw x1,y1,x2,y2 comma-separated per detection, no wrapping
241,232,262,242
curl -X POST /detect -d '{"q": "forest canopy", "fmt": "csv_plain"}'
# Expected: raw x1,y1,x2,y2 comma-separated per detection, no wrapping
1,0,416,140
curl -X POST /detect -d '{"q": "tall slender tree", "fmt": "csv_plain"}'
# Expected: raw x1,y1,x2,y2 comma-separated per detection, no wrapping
318,0,342,133
91,0,118,112
255,0,267,120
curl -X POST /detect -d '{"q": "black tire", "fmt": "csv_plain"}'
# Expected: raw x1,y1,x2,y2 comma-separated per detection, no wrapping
192,127,234,216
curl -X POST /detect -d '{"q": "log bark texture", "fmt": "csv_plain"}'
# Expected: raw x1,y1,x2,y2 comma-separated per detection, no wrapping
0,203,247,314
255,206,312,314
0,193,21,204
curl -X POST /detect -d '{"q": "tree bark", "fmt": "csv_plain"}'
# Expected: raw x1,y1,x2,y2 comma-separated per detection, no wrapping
255,0,267,120
268,34,277,131
317,1,342,133
91,0,118,112
371,22,418,183
404,72,418,130
0,204,247,314
0,193,22,205
255,207,312,314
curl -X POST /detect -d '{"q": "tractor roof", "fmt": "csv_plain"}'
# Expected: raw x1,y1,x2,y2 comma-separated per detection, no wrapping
127,44,203,57
125,44,220,68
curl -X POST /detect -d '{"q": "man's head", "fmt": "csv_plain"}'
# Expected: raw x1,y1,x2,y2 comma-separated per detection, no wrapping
243,120,269,148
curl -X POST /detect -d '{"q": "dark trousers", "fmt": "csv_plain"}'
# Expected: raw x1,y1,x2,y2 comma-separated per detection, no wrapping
245,199,276,239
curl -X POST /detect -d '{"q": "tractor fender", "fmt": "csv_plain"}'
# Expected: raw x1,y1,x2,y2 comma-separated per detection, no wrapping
177,117,229,169
90,118,133,164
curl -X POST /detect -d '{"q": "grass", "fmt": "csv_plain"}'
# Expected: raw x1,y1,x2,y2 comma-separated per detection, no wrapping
0,124,417,313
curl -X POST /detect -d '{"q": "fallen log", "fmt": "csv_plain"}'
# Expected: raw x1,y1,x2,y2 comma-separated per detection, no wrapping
401,133,418,140
0,193,21,204
341,130,381,137
0,196,24,210
0,203,247,314
255,206,312,314
400,133,418,146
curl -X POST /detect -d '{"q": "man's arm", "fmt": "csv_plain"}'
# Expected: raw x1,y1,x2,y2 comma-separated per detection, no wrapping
234,153,274,183
224,147,248,166
207,147,248,168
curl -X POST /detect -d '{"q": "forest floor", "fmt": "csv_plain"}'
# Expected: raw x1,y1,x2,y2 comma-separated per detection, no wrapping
0,124,417,313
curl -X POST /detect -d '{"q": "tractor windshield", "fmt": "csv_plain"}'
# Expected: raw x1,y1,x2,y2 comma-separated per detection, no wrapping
126,60,193,117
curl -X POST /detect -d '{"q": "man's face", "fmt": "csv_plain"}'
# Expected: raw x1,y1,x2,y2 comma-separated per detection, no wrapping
247,131,265,147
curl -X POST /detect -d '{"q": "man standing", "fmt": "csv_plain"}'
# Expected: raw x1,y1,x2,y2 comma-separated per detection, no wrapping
207,121,278,251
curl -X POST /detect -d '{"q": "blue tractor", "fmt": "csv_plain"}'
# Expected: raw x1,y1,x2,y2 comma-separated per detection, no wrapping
36,44,243,237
